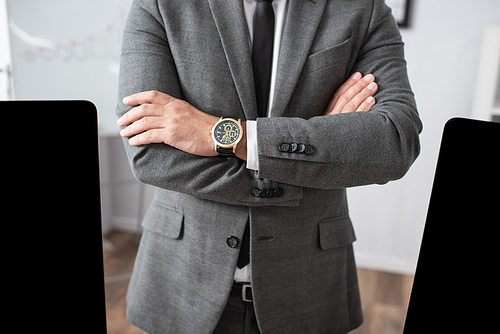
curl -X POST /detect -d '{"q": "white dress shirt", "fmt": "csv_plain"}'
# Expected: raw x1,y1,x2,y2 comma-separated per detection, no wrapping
234,0,288,282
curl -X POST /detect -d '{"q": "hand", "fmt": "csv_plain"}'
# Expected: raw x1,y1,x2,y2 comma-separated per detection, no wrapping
323,72,378,115
117,91,220,157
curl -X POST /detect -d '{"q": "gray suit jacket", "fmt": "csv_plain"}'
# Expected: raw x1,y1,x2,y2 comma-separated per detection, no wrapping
116,0,422,333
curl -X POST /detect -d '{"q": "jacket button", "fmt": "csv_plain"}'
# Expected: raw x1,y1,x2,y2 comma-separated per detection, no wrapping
279,143,290,152
227,236,239,248
296,143,306,153
251,187,261,197
265,189,274,198
305,145,315,155
288,142,298,153
274,188,284,197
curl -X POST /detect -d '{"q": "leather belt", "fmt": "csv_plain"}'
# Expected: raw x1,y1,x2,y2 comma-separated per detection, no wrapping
231,282,253,302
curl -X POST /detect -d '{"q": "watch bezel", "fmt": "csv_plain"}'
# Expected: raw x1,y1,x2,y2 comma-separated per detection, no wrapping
211,117,243,150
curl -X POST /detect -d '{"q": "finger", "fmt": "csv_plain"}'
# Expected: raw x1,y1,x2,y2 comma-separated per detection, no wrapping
122,90,174,106
324,72,362,114
356,96,376,112
118,104,166,127
341,81,378,113
120,116,165,138
328,74,375,115
128,129,165,146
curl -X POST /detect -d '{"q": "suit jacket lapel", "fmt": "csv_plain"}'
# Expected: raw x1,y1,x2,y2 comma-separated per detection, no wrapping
207,0,258,121
272,0,327,117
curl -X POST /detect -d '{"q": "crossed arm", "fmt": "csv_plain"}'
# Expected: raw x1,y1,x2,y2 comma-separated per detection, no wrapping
117,72,378,161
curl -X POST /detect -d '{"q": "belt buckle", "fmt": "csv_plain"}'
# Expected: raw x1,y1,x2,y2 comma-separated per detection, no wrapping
241,283,253,302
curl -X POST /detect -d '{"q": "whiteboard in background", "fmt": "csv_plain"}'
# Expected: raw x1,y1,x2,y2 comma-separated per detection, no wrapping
7,0,132,136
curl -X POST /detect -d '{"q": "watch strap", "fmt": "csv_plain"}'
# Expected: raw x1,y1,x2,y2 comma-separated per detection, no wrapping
216,147,235,157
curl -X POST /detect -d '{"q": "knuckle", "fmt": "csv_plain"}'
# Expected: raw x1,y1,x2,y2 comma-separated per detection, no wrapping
134,105,145,117
353,81,366,91
139,103,150,111
148,90,160,98
331,92,341,102
337,95,349,105
357,104,368,112
344,102,356,112
137,131,152,145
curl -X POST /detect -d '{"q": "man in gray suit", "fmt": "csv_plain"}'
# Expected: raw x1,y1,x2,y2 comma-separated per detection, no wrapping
116,0,422,333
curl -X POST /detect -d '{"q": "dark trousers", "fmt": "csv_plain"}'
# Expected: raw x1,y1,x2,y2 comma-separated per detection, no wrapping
213,293,261,334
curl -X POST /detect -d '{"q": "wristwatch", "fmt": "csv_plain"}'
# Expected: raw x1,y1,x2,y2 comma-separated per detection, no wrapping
211,117,243,157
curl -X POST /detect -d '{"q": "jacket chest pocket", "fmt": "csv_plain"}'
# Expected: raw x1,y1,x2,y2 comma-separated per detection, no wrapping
284,37,353,119
301,36,352,76
318,215,356,250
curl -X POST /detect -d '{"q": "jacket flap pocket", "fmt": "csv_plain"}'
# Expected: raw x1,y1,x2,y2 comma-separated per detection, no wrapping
142,203,184,239
318,215,356,250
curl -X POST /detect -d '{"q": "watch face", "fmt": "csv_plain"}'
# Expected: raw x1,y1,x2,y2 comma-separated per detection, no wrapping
214,119,241,145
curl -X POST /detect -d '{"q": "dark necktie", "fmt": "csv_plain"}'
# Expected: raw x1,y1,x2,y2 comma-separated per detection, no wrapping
236,1,275,270
252,0,275,118
237,222,250,269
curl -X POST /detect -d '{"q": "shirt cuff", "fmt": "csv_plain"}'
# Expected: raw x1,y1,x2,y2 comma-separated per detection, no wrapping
246,120,259,171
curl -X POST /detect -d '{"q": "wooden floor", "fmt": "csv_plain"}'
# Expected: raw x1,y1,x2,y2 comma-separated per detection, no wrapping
104,231,413,334
104,231,145,334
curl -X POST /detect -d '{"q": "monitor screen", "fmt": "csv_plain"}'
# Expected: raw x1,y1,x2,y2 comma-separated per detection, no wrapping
4,100,106,333
403,118,500,333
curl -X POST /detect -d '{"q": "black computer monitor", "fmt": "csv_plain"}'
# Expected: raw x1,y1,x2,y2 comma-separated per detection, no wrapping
4,101,106,333
403,118,499,333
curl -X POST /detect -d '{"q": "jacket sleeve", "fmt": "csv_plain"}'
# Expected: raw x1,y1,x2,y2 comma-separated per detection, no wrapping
256,0,422,189
116,0,303,207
